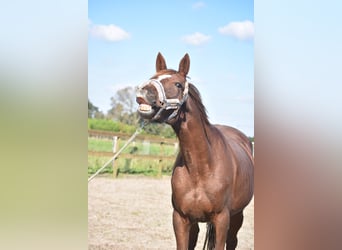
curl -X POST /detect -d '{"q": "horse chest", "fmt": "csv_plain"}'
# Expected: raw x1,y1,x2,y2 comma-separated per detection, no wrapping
172,180,222,222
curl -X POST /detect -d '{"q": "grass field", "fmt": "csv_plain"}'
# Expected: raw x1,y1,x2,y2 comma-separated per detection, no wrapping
88,137,178,177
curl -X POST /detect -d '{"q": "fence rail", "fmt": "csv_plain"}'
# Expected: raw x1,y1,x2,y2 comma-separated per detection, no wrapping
88,129,177,145
88,150,175,160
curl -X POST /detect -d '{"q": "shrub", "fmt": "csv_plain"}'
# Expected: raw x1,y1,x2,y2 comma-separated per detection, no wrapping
88,118,136,133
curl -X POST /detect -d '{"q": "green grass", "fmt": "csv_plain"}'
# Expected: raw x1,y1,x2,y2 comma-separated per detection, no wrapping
88,138,113,152
88,155,113,175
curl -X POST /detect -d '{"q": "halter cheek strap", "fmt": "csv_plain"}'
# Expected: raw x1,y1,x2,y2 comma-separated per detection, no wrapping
138,74,189,121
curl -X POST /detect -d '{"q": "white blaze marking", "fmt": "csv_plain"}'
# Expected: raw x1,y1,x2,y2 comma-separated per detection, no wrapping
156,74,172,81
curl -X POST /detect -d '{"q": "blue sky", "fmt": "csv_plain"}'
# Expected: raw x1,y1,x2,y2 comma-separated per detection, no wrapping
88,0,254,136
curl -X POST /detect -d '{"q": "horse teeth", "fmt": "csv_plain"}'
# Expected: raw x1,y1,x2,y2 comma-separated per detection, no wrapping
139,104,152,111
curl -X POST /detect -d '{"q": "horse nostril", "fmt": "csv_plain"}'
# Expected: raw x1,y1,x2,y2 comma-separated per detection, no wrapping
136,97,146,104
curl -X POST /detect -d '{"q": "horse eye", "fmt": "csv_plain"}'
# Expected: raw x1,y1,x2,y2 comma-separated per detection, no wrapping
175,82,183,88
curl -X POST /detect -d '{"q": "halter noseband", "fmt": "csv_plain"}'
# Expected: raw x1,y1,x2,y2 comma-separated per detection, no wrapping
137,74,189,121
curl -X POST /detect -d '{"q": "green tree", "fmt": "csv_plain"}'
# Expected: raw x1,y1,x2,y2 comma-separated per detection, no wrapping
144,123,176,138
107,86,139,125
88,99,104,118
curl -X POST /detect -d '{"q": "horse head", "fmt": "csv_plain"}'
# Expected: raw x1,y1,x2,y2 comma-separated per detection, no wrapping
136,52,190,123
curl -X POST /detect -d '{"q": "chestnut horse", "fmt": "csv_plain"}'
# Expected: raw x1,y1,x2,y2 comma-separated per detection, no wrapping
136,53,254,250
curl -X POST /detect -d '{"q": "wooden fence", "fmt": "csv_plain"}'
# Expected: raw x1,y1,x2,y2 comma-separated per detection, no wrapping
88,130,178,177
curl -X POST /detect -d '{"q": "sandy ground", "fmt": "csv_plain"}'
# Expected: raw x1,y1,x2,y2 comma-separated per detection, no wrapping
88,176,254,250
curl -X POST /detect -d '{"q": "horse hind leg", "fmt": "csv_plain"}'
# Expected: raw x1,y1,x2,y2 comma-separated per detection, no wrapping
226,211,244,250
188,223,199,250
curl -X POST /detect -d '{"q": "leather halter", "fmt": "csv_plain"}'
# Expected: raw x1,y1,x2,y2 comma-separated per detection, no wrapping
137,74,189,121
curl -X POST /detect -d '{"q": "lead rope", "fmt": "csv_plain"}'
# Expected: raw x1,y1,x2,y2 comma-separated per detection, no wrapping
88,121,147,183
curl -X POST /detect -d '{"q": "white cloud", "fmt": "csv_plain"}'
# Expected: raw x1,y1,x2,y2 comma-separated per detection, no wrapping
89,23,130,42
218,20,254,40
192,1,205,9
182,32,211,46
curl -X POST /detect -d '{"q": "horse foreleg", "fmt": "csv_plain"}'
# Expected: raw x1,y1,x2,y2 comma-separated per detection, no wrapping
212,209,230,250
188,223,199,250
226,211,244,250
173,210,191,250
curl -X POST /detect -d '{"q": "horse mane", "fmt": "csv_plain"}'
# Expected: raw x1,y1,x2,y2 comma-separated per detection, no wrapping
188,83,209,125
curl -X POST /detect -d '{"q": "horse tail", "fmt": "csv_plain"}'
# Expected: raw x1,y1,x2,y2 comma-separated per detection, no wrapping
202,222,215,250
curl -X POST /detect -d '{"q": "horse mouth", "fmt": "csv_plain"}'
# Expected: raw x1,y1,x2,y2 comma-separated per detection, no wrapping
136,98,159,119
138,103,155,115
139,103,152,112
138,104,158,119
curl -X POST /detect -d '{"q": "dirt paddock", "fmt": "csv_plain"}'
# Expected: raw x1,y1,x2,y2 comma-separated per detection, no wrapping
88,176,254,250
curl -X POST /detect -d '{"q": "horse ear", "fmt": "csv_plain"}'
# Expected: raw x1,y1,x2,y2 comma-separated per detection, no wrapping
178,53,190,76
156,52,167,72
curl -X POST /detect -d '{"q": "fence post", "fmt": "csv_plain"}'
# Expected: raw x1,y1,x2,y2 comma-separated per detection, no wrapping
112,136,119,178
142,140,150,155
252,141,254,157
158,142,165,177
174,142,179,154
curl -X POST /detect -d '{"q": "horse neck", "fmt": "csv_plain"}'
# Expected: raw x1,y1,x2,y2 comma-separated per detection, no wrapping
172,98,212,174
